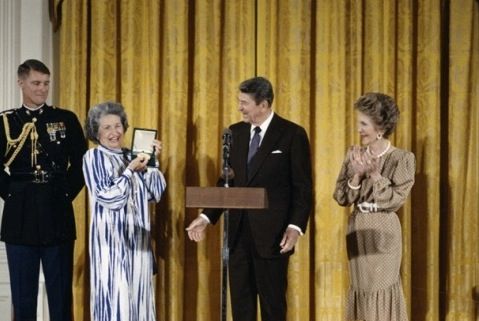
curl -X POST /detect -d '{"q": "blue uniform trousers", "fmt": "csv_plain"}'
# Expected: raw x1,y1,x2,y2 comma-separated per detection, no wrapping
5,242,74,321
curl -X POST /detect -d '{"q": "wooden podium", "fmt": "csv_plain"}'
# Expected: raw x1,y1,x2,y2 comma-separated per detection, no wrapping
185,186,267,209
185,186,268,321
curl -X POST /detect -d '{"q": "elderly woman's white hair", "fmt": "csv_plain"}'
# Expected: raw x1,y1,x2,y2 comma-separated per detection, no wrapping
84,101,129,144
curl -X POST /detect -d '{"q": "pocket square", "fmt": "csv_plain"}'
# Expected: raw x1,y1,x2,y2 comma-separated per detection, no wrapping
271,150,283,154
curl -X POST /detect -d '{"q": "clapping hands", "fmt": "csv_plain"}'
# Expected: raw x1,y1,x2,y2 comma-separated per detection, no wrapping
349,145,380,177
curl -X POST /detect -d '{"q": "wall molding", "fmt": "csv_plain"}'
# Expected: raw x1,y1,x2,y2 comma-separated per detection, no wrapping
0,1,53,320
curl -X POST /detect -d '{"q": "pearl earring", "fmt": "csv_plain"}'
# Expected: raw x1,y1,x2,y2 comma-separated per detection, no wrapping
376,133,383,140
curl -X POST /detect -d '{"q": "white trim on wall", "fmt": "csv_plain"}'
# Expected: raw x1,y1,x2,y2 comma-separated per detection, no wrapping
0,0,54,112
0,0,21,110
0,1,54,320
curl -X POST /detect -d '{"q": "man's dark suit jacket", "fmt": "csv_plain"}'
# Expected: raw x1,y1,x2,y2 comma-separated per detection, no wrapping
204,113,313,258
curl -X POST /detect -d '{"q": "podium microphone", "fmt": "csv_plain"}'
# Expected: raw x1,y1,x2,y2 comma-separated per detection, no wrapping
220,128,233,321
222,128,232,160
222,128,234,183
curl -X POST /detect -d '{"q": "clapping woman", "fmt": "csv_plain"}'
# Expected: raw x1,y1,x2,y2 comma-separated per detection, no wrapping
333,93,415,321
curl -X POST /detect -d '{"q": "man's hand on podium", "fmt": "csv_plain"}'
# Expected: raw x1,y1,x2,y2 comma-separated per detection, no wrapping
186,216,209,242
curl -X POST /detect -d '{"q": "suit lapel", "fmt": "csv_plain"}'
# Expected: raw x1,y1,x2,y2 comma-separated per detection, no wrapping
247,114,283,184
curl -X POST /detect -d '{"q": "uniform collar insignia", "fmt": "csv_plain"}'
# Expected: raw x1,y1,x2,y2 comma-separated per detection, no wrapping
23,104,46,116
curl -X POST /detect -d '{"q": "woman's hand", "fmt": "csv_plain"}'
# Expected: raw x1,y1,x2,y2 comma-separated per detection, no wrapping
362,152,382,181
128,154,148,172
152,139,162,158
349,145,368,177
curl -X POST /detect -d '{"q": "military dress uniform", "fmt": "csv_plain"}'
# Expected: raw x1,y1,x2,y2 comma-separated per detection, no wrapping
0,104,87,321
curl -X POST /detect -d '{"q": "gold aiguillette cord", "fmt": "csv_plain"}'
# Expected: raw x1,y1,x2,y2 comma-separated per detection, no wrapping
2,114,38,172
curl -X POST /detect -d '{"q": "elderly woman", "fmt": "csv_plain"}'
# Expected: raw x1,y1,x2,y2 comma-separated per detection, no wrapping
333,93,415,321
83,101,166,321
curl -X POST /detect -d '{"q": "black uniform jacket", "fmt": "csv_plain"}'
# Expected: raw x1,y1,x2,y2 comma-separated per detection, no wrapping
204,114,313,258
0,105,87,245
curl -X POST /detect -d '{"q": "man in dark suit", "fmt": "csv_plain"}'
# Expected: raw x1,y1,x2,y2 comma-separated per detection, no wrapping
187,76,313,321
0,59,87,321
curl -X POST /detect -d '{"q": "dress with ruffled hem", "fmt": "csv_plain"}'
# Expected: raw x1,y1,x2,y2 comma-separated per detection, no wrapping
334,148,415,321
347,280,408,321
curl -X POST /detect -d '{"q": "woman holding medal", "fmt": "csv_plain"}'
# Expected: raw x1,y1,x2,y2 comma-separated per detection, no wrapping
333,93,415,321
83,101,166,321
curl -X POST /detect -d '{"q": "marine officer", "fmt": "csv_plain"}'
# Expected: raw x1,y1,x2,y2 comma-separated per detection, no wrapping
0,59,87,321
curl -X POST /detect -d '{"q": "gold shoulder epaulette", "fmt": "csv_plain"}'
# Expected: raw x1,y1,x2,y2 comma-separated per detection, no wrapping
0,109,15,115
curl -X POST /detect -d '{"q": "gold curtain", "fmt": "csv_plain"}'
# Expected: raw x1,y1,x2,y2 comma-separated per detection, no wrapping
54,0,479,320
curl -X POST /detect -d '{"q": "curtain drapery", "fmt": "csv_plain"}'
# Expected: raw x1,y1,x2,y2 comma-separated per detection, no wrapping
54,1,478,320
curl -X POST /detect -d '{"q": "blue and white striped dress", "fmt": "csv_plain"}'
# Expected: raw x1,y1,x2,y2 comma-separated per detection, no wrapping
83,145,166,321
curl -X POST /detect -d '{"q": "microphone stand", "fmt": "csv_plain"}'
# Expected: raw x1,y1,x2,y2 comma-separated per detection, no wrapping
221,132,231,321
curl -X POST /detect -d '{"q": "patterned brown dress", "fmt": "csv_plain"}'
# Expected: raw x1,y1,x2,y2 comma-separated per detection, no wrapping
333,147,415,321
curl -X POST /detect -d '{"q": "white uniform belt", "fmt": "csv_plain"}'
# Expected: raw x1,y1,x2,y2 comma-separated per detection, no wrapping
356,202,379,213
